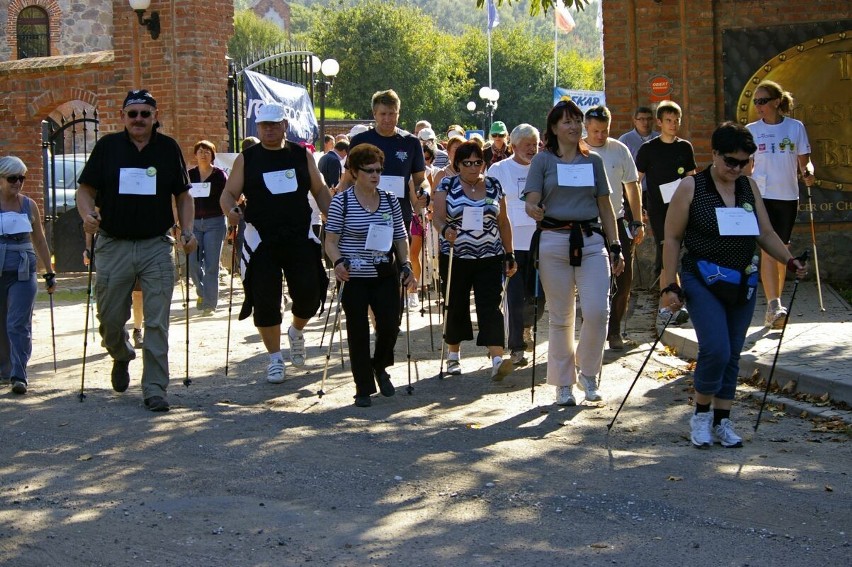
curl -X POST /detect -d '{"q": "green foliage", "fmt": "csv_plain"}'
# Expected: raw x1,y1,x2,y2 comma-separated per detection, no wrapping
475,0,589,16
228,10,290,61
308,0,474,128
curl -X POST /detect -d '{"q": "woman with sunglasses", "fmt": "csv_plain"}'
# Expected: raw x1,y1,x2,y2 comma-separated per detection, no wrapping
746,81,815,329
187,140,228,315
0,156,56,395
523,98,624,406
660,122,807,448
325,144,416,407
433,140,516,380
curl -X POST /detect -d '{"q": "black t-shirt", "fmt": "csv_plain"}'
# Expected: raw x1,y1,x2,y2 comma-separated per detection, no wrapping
79,129,190,239
242,141,312,242
349,127,425,227
189,166,228,219
635,137,696,239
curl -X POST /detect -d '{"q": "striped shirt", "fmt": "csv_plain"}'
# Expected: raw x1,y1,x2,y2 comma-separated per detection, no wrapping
437,175,506,259
325,187,407,278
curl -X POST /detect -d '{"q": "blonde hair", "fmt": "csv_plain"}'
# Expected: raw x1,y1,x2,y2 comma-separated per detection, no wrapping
0,156,27,177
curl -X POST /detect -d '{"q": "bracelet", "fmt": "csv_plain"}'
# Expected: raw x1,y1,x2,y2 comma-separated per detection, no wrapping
629,221,645,230
334,257,348,267
609,243,622,256
786,257,799,272
660,283,682,297
441,224,451,237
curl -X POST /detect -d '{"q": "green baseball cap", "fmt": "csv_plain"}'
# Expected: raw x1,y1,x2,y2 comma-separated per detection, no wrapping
489,121,508,136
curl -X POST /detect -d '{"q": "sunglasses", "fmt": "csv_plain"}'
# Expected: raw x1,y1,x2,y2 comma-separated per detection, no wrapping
492,133,507,138
721,155,750,170
359,167,383,175
460,160,484,168
752,97,776,106
5,175,25,184
126,110,153,119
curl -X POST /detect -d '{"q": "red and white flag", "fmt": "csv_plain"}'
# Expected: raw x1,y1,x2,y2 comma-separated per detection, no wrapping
555,0,576,33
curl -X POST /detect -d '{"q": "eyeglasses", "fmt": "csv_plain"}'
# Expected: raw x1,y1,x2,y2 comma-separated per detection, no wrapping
5,175,25,184
359,167,383,175
752,97,776,106
721,155,750,170
126,110,153,119
492,133,506,138
460,160,484,168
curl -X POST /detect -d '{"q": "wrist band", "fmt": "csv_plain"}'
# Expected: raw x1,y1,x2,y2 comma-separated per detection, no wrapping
660,283,682,297
786,257,799,272
441,224,450,237
334,257,347,267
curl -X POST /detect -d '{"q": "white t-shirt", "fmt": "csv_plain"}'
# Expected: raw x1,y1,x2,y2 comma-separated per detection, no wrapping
587,138,638,218
487,157,534,251
746,117,811,201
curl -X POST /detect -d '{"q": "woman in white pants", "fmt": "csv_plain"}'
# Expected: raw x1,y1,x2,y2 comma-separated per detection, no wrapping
523,98,625,406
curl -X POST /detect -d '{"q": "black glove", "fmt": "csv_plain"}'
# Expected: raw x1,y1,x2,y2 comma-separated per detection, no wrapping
42,272,56,289
400,261,413,281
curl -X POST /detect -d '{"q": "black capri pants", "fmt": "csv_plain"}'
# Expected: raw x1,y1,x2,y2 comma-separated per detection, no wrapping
248,239,324,327
439,253,505,347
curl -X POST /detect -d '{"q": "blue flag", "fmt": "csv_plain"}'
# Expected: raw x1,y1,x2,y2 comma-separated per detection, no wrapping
242,69,319,144
487,0,500,30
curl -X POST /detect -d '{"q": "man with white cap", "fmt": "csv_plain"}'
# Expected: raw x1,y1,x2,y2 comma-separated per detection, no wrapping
221,102,332,384
76,89,196,412
418,127,449,170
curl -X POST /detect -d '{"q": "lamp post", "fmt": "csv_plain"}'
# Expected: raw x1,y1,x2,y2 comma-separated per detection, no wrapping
478,86,500,133
303,56,339,143
128,0,160,39
466,101,484,132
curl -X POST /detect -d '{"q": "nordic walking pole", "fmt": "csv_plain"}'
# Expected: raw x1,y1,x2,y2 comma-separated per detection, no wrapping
403,266,414,395
47,282,57,373
530,266,540,404
607,309,675,431
318,261,348,398
436,245,454,380
80,233,98,402
804,184,824,311
225,225,238,376
755,251,809,432
182,235,192,387
320,280,336,348
421,215,435,350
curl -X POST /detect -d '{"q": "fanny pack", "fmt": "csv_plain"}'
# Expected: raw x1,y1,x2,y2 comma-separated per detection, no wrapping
695,259,758,306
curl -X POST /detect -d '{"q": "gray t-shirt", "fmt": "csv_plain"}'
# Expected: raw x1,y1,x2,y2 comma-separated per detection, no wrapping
522,150,610,221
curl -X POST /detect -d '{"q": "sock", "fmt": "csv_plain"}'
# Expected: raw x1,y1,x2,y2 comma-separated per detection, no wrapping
695,402,711,414
288,326,302,339
768,298,781,310
713,408,731,426
492,356,502,365
269,352,283,364
448,351,460,361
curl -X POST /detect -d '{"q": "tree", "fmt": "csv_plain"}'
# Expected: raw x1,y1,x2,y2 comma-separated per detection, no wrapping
228,10,289,62
308,0,473,128
474,0,589,16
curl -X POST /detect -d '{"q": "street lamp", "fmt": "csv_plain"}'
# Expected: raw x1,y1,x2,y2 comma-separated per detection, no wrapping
478,87,500,132
303,56,339,142
129,0,160,40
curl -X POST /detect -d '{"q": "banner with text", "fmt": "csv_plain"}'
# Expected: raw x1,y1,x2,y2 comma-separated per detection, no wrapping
243,70,319,145
552,88,606,114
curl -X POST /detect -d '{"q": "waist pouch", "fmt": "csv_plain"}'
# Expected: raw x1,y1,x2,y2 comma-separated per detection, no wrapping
695,259,757,307
539,217,601,267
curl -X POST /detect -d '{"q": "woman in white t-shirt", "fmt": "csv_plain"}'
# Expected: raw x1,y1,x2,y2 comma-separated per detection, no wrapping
746,80,815,329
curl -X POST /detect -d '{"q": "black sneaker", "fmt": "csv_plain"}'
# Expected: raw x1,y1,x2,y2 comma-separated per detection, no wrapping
144,396,170,412
111,360,131,393
11,380,27,395
375,369,395,397
354,395,372,407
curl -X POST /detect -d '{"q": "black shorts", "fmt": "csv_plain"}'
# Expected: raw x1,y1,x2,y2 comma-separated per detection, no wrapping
763,199,798,244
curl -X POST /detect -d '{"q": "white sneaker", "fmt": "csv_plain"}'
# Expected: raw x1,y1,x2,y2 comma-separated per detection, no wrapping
577,373,603,402
490,356,513,381
690,412,713,448
288,327,306,368
555,385,576,406
407,293,419,309
446,359,462,376
765,305,788,329
713,418,744,448
266,360,286,384
509,350,528,367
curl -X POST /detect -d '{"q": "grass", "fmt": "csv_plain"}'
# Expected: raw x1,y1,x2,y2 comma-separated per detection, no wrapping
314,107,346,120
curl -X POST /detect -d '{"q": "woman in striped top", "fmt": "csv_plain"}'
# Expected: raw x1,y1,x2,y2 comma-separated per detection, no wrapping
325,144,417,408
433,141,516,381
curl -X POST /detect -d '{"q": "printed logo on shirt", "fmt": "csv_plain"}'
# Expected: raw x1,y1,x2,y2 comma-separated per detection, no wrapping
758,143,766,151
779,137,795,152
395,151,409,162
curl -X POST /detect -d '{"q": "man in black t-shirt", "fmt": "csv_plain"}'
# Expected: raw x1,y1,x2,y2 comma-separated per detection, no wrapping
77,89,196,413
336,90,429,229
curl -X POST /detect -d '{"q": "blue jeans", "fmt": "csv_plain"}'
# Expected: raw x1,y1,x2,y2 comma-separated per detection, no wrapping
189,216,227,310
0,271,37,384
682,270,756,400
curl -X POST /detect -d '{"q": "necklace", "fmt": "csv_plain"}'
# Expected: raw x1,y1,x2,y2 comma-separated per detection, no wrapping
459,177,481,193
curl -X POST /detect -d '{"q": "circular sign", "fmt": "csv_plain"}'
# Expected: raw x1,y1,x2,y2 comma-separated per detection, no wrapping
649,75,673,98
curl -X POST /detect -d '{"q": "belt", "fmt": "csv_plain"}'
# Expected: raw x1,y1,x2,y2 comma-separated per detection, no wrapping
539,217,602,266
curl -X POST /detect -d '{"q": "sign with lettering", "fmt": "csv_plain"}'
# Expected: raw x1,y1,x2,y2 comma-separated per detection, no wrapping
552,88,606,114
649,75,673,101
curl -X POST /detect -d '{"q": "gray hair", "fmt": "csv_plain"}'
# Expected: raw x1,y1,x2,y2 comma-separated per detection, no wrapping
509,123,540,146
0,156,27,178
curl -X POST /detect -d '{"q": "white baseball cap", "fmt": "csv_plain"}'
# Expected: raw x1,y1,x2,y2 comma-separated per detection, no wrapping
255,102,287,123
348,124,369,138
418,127,436,141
